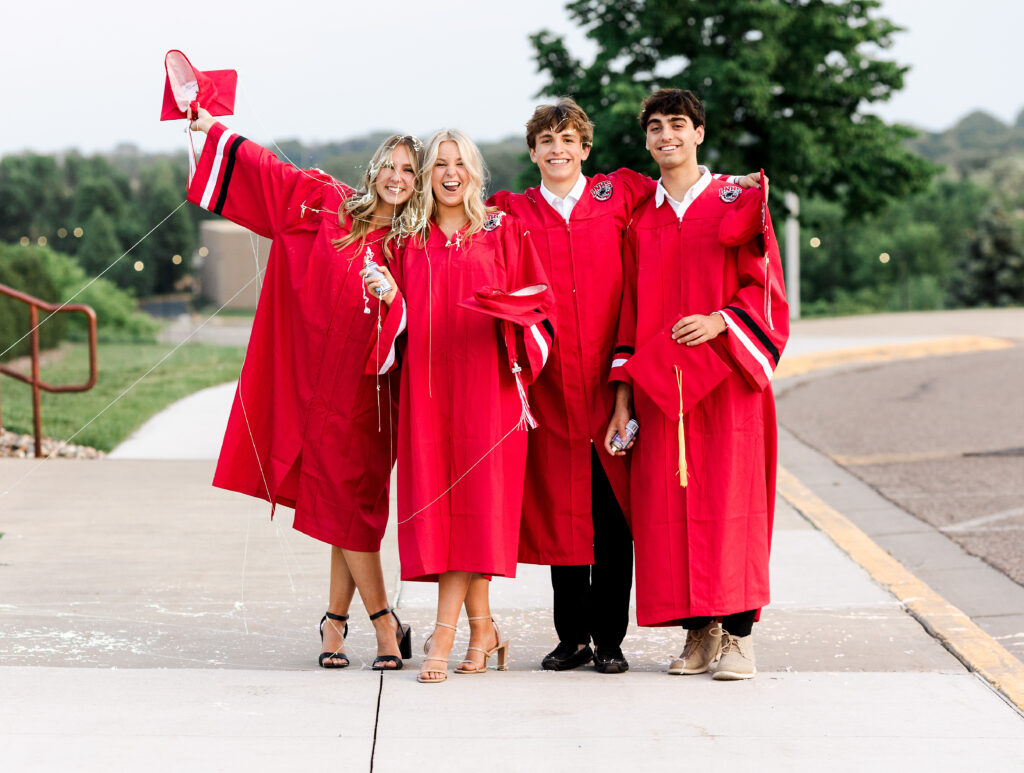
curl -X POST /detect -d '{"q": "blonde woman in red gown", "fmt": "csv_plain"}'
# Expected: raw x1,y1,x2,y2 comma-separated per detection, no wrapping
364,129,555,683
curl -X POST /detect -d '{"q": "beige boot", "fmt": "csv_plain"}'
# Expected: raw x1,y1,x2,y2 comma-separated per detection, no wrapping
668,620,723,675
711,631,756,680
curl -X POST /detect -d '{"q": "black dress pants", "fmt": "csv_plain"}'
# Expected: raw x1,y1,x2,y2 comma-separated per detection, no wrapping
550,446,634,650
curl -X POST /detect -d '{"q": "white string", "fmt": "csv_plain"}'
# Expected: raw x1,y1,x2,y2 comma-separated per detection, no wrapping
271,517,298,595
233,226,272,508
236,85,352,199
239,516,251,635
0,269,262,499
396,420,520,525
0,200,189,362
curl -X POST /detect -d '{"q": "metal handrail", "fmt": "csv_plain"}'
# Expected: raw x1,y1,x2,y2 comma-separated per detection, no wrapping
0,283,98,458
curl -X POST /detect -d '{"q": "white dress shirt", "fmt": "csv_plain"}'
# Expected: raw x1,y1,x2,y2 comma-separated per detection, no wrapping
654,165,714,221
539,173,588,222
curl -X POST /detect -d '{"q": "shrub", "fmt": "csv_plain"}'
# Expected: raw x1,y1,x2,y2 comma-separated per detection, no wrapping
0,243,157,361
0,244,66,361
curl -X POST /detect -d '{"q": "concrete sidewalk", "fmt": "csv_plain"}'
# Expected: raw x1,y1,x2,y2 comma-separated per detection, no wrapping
3,309,1024,770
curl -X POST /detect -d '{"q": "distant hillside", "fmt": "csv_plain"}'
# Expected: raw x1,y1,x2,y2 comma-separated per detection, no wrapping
905,108,1024,178
96,133,530,197
265,134,529,196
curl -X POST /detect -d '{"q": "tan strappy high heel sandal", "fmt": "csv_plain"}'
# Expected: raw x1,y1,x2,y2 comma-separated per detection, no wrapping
417,621,457,684
454,615,510,674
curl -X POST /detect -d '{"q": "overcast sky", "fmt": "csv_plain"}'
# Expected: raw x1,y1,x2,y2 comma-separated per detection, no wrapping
3,0,1021,156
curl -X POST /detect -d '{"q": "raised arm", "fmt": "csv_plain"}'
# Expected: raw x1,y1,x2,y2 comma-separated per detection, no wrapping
187,107,332,238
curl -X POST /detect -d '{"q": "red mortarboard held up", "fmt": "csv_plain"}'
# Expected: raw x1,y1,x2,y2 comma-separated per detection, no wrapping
160,50,237,121
161,50,237,188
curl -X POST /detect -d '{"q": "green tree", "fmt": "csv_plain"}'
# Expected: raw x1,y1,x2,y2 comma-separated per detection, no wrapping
77,208,121,278
798,179,991,316
0,244,66,360
136,161,194,294
950,206,1024,308
77,208,152,296
0,155,68,243
526,0,934,215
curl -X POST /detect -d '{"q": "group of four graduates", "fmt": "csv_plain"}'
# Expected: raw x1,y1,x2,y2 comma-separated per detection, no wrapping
186,84,785,683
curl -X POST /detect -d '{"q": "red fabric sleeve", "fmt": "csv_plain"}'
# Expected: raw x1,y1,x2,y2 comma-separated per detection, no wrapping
485,189,512,211
505,224,556,386
610,225,639,385
364,252,407,375
187,122,344,238
609,168,656,214
717,206,789,391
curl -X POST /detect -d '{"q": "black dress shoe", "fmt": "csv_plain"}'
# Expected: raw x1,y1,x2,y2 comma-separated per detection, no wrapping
541,642,594,671
593,646,629,674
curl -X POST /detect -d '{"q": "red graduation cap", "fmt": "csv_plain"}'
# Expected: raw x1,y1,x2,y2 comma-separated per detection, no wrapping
160,50,237,121
458,283,551,430
624,322,732,421
457,284,549,326
625,322,733,487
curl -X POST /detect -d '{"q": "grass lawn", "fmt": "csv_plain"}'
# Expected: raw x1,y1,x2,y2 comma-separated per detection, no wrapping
0,342,245,452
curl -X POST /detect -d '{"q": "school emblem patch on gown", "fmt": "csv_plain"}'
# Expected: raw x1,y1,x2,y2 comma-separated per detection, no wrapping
483,211,505,231
719,185,742,203
591,181,613,201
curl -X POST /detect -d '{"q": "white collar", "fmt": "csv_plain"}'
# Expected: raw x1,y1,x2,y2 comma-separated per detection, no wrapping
540,173,587,212
654,165,712,218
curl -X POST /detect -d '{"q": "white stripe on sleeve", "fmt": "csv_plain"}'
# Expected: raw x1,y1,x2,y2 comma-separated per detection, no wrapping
377,301,407,375
719,309,773,383
199,130,237,210
528,324,550,366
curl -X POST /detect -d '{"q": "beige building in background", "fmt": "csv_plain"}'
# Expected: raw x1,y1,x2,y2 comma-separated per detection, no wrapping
196,221,270,310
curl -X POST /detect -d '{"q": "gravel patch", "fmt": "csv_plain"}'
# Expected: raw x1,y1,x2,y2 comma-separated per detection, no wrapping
0,429,104,459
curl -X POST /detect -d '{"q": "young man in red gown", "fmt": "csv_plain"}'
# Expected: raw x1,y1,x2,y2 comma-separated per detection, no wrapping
490,99,758,673
607,89,789,680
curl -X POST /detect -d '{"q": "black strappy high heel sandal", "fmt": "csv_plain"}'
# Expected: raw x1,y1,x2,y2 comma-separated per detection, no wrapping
318,611,350,668
369,607,413,671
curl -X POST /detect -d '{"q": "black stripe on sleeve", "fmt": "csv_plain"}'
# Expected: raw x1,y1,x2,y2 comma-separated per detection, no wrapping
541,318,555,341
212,135,247,215
724,305,779,365
614,345,635,356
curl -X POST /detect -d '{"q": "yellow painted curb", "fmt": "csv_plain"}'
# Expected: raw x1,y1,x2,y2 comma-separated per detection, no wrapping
776,335,1013,379
777,465,1024,712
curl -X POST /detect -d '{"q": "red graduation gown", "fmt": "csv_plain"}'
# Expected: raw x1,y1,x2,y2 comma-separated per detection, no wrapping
188,122,398,551
488,170,651,565
368,215,554,581
611,178,789,626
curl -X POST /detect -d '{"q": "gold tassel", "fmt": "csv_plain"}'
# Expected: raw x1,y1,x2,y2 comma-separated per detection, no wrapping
674,365,687,487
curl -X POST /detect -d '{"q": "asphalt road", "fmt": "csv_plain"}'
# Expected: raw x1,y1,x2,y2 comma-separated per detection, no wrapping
777,345,1024,585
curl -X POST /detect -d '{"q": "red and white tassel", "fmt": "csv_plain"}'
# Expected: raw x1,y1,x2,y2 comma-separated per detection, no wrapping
187,129,198,188
185,102,200,188
764,256,774,331
512,365,538,430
